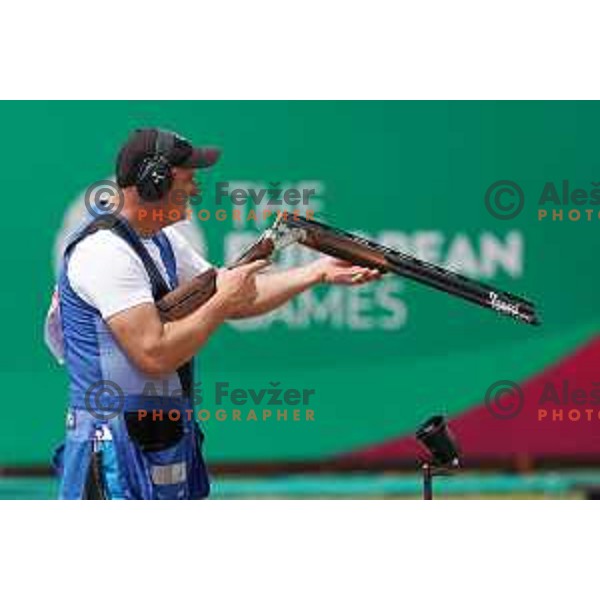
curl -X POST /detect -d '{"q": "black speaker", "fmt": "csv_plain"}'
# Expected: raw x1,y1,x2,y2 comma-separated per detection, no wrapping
416,415,460,468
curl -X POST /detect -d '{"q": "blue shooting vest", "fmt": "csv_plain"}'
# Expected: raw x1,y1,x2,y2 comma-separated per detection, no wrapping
54,215,210,500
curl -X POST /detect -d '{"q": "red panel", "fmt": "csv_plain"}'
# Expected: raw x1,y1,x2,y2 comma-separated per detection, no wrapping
345,336,600,462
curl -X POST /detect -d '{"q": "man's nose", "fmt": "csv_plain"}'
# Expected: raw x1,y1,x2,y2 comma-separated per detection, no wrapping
191,181,202,198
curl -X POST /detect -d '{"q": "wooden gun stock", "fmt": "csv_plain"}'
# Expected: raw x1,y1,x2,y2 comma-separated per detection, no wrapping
156,236,275,322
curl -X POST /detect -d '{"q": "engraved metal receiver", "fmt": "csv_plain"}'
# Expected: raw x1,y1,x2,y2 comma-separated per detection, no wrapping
230,212,307,267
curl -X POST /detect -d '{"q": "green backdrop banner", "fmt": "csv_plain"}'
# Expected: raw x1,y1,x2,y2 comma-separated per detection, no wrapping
1,101,598,465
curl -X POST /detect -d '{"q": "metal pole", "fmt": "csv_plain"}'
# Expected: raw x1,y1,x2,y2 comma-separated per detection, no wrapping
423,463,433,500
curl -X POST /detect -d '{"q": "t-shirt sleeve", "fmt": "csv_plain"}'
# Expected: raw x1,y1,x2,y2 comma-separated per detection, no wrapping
164,225,213,283
67,232,154,320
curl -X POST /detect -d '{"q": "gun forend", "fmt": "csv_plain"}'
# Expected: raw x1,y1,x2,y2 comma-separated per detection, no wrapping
156,234,276,322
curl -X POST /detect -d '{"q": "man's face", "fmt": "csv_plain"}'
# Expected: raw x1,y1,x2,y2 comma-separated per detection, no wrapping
166,166,199,222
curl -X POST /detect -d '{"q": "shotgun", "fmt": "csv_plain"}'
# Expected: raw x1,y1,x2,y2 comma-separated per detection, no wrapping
157,213,540,326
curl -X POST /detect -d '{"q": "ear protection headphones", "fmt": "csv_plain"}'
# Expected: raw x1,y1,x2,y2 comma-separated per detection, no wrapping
135,130,175,202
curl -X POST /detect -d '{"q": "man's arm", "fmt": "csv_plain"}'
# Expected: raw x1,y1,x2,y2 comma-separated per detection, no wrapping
108,260,267,376
107,257,378,374
108,297,227,377
229,257,381,319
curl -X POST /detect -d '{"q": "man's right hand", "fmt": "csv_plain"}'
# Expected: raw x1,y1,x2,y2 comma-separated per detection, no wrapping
214,259,270,317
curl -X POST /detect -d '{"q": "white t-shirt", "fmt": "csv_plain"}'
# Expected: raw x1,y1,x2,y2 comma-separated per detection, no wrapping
67,225,213,320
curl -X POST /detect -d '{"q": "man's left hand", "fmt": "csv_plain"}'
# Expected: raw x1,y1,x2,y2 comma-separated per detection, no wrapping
309,257,382,286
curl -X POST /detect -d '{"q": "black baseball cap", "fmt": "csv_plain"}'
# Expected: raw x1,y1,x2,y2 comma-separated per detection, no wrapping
116,128,221,187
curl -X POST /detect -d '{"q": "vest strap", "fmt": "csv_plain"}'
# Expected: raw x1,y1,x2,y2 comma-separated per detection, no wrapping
65,214,194,397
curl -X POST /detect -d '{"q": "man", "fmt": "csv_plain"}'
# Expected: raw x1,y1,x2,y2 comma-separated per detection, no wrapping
52,128,379,499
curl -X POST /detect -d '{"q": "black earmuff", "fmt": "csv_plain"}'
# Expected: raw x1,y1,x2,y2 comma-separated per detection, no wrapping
136,130,174,202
